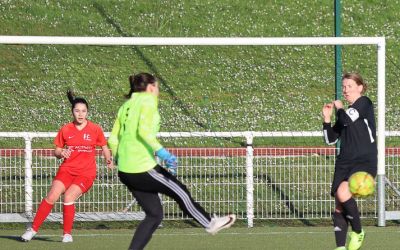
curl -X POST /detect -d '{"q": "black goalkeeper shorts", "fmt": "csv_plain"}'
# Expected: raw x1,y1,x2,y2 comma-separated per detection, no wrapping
331,160,377,197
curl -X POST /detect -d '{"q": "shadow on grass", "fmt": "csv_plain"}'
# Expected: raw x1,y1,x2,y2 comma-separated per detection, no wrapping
92,2,208,130
0,235,57,243
92,2,244,146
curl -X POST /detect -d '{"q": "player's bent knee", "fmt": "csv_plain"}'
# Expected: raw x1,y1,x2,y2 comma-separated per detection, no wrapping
45,195,59,204
146,205,163,219
147,211,163,224
64,192,81,203
337,192,352,203
154,212,164,223
336,184,352,203
64,195,78,203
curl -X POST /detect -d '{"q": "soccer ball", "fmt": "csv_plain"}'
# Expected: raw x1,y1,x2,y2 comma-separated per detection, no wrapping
348,171,375,197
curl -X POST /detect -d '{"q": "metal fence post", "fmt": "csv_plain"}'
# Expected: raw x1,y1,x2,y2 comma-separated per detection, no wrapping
245,132,254,227
377,39,386,227
377,175,385,226
24,134,33,220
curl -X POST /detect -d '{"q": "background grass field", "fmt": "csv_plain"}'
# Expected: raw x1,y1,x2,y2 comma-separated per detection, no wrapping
1,226,400,250
1,0,400,140
1,1,400,249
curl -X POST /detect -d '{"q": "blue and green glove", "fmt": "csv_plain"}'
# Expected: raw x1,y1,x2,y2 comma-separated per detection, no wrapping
156,148,178,175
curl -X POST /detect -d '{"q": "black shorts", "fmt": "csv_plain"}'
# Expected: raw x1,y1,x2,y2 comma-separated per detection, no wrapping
331,160,377,197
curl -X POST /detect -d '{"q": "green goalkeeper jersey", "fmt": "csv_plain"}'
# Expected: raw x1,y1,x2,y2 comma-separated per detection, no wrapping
108,92,163,173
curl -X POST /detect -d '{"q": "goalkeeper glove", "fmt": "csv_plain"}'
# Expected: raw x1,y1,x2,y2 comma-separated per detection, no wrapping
156,148,178,175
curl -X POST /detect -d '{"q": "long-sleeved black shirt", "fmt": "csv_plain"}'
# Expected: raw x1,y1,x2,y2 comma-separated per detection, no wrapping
323,96,377,164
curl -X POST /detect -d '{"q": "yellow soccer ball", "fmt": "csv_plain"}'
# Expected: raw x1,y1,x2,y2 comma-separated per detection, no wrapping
348,171,375,198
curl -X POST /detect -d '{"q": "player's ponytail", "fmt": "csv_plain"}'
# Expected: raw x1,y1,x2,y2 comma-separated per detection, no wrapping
67,89,89,111
125,73,157,98
67,89,75,104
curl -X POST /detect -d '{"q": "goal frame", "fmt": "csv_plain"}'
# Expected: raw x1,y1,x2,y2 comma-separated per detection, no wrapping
0,36,386,226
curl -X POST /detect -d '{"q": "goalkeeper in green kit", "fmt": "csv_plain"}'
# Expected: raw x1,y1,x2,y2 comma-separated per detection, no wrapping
108,72,236,250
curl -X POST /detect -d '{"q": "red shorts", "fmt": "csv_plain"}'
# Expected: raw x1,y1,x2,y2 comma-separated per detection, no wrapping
54,168,95,193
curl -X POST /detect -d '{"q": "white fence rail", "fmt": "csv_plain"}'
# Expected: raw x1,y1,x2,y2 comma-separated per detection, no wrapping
1,132,399,227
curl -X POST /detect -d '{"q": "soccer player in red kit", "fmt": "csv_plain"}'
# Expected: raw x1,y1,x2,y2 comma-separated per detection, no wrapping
21,90,113,243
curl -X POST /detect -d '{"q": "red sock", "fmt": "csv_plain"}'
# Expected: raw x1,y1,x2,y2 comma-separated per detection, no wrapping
63,202,75,234
32,199,54,232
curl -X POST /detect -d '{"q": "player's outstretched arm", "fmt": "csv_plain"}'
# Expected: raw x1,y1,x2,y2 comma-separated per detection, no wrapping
156,148,178,175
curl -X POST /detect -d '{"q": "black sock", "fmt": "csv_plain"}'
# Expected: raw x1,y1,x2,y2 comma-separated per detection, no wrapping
342,198,362,233
332,212,348,247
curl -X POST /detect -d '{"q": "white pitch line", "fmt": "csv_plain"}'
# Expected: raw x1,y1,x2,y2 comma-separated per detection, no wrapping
9,230,400,238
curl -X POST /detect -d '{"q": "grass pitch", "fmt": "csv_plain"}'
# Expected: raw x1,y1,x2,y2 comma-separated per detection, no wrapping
1,226,399,250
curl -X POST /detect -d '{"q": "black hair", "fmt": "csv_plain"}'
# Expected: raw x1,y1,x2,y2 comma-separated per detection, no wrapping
67,90,89,111
125,72,157,98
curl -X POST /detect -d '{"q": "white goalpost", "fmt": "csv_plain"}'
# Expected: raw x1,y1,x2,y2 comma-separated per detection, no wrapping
0,36,387,226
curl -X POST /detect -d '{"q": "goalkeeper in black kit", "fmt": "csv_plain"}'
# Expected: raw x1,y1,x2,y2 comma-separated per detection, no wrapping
322,72,377,250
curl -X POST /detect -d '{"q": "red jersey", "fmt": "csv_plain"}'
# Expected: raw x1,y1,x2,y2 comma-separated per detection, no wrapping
54,121,107,177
